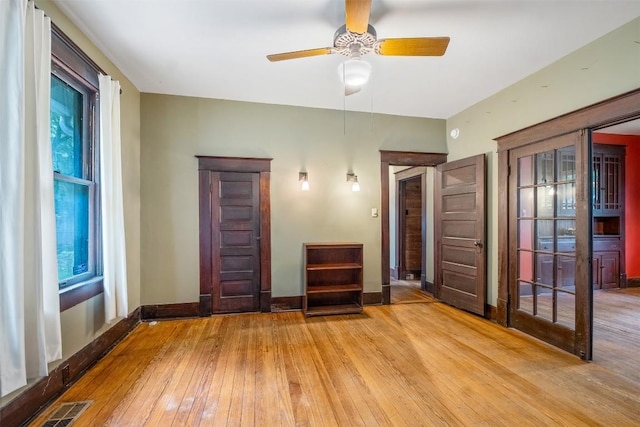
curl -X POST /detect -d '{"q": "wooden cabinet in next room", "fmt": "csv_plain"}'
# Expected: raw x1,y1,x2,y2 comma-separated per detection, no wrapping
592,144,625,289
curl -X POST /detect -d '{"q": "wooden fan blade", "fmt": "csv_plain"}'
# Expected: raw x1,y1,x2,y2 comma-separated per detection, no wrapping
377,37,450,56
267,47,333,62
345,0,371,34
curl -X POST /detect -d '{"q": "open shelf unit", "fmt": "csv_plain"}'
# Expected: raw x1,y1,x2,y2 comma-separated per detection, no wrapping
303,243,363,317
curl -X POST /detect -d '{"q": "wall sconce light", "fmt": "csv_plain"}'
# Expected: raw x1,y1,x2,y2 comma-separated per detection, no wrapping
346,172,360,192
299,171,310,191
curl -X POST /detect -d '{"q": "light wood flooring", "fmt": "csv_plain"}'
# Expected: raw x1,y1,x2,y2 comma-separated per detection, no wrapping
390,279,434,304
30,291,640,426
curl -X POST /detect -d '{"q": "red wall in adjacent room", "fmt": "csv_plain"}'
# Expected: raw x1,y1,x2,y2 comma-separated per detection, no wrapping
592,133,640,278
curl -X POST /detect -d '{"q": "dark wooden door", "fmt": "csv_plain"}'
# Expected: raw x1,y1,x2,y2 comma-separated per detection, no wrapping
211,171,261,313
435,154,486,315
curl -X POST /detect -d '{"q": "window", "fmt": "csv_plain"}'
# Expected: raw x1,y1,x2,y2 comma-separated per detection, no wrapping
51,25,104,309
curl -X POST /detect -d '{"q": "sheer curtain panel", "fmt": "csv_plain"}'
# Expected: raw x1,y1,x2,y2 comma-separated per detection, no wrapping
0,0,62,398
99,75,129,323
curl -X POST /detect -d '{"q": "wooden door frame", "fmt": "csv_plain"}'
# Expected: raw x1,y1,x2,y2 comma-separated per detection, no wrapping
197,156,272,315
395,167,427,288
496,88,640,357
380,151,447,304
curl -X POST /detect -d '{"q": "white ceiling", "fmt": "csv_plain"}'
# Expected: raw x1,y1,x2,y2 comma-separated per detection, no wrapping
53,0,640,119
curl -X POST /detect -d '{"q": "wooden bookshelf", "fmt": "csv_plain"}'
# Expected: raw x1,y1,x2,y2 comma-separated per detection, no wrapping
303,243,363,317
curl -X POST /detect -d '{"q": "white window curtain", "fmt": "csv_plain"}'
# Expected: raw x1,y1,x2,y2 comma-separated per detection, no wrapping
99,75,128,323
0,0,62,397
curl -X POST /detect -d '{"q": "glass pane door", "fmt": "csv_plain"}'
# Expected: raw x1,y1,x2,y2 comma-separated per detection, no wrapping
509,131,589,358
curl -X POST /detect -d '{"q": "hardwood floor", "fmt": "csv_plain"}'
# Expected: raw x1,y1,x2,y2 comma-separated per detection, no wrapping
390,279,434,304
30,300,640,426
593,287,640,384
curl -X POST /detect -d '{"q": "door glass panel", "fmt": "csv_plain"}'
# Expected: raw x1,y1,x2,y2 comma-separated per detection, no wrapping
536,151,554,184
518,219,534,250
536,186,554,217
518,281,534,314
557,183,576,216
518,250,533,282
556,290,576,329
516,146,576,328
536,220,554,250
519,187,534,217
518,156,533,186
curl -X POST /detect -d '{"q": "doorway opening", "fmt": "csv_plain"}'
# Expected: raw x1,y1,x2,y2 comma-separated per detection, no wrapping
391,166,434,304
379,150,447,305
590,118,640,381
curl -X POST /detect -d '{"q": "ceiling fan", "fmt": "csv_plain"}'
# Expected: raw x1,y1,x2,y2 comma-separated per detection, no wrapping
266,0,450,95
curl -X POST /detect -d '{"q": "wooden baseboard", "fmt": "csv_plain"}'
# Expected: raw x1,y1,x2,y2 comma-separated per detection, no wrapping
485,305,497,321
0,307,140,427
363,292,383,306
496,298,508,326
141,302,199,320
423,280,434,294
271,296,303,311
627,277,640,288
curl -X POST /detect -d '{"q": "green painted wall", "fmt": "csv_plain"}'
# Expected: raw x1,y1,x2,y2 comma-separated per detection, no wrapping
140,96,446,303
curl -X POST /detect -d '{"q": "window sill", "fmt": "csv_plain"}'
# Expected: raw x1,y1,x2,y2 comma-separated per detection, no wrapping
59,276,104,312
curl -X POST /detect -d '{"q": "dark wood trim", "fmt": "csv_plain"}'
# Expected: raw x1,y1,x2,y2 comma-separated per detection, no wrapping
199,294,212,317
141,303,199,320
363,292,383,306
198,170,213,316
485,305,497,322
59,279,103,312
496,89,640,152
423,280,434,294
575,131,592,360
197,156,272,315
382,284,391,306
51,23,103,90
627,277,640,288
1,307,140,427
259,171,272,313
381,160,391,304
380,151,448,166
197,156,272,173
497,149,509,326
380,151,447,305
271,296,303,312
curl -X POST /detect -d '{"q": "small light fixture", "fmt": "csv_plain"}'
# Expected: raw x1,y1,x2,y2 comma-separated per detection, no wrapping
450,128,460,139
338,58,372,87
299,171,310,191
347,172,360,192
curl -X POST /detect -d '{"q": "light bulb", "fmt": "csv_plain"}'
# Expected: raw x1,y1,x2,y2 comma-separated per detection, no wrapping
338,59,372,87
352,181,360,192
301,180,310,191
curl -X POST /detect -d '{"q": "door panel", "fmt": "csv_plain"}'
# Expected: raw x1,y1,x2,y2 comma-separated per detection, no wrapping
212,172,261,313
435,154,486,315
508,131,590,358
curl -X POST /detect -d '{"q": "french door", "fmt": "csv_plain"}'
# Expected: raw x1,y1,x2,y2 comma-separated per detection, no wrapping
508,131,591,359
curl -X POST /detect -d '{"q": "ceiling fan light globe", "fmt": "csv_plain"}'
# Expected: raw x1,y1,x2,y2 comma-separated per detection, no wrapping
338,59,371,87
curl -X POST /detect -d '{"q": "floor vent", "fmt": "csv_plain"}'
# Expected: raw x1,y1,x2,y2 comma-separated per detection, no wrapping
41,401,92,427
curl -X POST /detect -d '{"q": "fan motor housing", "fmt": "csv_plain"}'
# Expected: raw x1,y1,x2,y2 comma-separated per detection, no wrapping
333,24,377,56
